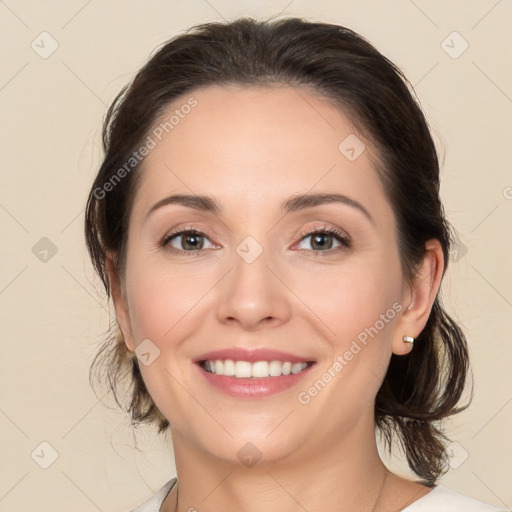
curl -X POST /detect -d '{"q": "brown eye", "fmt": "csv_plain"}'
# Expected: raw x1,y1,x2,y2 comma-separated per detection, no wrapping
297,227,351,253
160,228,215,253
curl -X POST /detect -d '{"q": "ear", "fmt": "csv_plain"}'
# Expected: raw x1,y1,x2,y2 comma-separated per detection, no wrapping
392,239,445,356
106,251,135,353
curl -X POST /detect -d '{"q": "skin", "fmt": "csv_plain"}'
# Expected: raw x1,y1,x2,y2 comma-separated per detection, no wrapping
107,84,444,511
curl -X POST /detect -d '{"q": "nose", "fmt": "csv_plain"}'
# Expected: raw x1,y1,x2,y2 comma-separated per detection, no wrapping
215,240,292,331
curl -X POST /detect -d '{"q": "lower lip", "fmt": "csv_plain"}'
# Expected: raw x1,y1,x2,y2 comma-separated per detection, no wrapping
196,363,316,399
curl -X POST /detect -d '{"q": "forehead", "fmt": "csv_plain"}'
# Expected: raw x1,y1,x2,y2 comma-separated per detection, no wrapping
130,84,390,223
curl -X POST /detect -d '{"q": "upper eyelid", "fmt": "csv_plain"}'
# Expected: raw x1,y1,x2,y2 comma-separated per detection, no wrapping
165,225,348,239
298,223,350,238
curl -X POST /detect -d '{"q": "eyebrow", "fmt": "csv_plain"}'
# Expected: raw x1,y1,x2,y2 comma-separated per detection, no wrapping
144,192,375,225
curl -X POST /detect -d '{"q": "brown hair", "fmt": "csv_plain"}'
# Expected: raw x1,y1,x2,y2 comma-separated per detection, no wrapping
85,16,471,486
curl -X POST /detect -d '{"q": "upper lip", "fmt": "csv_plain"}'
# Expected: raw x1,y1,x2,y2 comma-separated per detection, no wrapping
193,347,316,364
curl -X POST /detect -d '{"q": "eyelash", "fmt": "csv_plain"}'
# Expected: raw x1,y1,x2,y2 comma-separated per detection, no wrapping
159,225,351,256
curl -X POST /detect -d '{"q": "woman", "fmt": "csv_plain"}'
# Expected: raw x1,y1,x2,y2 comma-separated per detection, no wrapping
84,17,508,512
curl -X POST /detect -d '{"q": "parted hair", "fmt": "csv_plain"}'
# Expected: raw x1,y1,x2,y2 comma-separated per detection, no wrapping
85,17,471,486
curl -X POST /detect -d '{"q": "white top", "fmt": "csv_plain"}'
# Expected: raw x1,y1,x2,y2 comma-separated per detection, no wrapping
129,477,509,512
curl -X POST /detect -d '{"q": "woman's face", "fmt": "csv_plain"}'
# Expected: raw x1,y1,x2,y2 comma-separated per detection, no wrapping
113,85,414,464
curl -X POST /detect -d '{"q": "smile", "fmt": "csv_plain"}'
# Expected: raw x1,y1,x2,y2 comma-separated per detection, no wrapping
196,360,317,398
200,359,313,378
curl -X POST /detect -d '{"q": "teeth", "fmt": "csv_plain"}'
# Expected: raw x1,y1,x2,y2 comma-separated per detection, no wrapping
202,360,309,378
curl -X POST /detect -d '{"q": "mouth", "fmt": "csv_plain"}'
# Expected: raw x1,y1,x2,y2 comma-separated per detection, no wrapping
194,359,317,399
197,359,316,378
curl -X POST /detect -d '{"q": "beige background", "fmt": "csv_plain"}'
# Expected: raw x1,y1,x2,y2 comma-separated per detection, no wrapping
1,0,511,510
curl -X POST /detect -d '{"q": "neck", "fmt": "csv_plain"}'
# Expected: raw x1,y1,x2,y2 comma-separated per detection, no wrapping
163,411,392,512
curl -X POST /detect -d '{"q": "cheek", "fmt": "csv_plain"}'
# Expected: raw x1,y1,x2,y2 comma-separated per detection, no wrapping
289,251,403,404
124,252,214,345
122,260,208,424
292,272,401,417
291,253,402,342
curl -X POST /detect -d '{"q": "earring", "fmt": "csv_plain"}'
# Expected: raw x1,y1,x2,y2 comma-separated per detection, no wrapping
403,335,415,344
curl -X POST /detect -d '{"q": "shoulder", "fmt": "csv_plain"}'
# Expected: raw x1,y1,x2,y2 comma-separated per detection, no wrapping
403,485,510,512
127,477,177,512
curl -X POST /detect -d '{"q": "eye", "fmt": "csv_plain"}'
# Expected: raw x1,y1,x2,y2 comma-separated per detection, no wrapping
296,226,351,254
159,225,351,256
159,228,216,254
